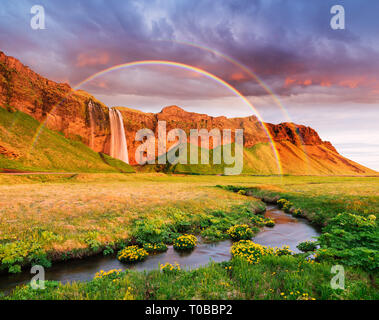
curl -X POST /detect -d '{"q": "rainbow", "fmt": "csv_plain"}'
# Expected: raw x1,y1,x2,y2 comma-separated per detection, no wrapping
163,39,293,121
30,60,284,174
160,40,311,171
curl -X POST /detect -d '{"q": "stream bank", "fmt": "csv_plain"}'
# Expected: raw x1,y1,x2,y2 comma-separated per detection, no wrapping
0,204,320,294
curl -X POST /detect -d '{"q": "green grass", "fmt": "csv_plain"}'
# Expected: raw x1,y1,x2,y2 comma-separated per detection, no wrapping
0,173,266,273
0,107,134,173
141,143,234,175
4,255,377,300
220,179,379,226
141,142,279,175
0,174,377,299
219,182,379,272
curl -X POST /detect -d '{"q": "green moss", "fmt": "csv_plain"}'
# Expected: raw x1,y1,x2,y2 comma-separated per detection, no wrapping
0,107,134,173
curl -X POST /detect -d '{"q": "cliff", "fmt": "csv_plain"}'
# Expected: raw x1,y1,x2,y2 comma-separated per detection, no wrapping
0,51,111,153
0,50,376,175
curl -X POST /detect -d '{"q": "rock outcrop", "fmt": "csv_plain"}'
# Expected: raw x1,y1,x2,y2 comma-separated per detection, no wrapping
0,51,111,154
0,50,376,175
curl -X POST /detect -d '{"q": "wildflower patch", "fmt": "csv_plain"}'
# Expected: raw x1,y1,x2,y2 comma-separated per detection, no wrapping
173,234,197,250
227,224,254,241
231,240,293,264
160,262,181,274
117,246,148,263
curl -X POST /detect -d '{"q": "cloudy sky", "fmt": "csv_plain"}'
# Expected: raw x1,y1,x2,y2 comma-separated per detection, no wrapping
0,0,378,170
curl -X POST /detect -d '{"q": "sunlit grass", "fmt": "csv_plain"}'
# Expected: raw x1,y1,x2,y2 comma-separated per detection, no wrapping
0,173,377,299
0,173,264,261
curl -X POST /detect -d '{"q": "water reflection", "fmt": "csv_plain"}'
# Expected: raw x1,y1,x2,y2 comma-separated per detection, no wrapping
0,205,320,293
253,205,320,252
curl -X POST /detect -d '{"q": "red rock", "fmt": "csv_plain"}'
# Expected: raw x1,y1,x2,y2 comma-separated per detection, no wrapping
0,50,375,174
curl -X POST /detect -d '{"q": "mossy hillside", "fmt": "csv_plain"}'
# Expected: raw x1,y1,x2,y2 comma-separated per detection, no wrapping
0,107,134,173
141,142,279,175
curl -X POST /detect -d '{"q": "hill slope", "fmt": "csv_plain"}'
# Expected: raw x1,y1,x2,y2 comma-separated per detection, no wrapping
0,107,134,173
140,141,375,175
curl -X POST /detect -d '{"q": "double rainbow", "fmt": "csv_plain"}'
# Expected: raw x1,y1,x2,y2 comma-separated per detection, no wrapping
30,60,284,174
160,40,310,171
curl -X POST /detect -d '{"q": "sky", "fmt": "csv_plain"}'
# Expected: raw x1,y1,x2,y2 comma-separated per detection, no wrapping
0,0,378,170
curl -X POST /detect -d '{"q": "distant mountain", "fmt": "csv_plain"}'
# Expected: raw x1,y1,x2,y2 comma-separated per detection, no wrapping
0,50,376,175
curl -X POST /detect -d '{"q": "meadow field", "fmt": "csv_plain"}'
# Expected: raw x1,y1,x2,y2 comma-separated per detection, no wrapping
0,173,377,300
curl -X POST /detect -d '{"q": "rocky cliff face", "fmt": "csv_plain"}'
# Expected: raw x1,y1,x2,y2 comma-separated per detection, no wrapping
114,105,270,164
0,50,375,174
115,105,338,165
0,51,111,154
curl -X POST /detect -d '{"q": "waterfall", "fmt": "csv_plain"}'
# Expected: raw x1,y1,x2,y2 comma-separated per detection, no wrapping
88,101,95,149
109,108,129,164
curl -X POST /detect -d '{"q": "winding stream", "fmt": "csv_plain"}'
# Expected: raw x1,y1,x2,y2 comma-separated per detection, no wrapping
0,205,320,293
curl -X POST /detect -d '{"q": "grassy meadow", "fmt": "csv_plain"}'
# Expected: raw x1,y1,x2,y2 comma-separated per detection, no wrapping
0,173,378,299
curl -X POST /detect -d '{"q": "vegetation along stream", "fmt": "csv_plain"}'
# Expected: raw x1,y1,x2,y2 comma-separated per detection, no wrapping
0,204,320,294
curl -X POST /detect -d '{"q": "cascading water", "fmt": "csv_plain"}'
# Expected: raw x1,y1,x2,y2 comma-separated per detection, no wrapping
109,108,129,164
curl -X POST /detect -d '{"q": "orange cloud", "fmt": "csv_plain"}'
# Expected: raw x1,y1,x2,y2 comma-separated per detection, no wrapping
283,76,369,89
284,77,313,87
284,77,296,87
188,71,203,78
76,52,110,67
230,72,248,81
339,79,361,89
95,81,108,88
88,79,109,89
303,79,312,86
320,81,331,87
